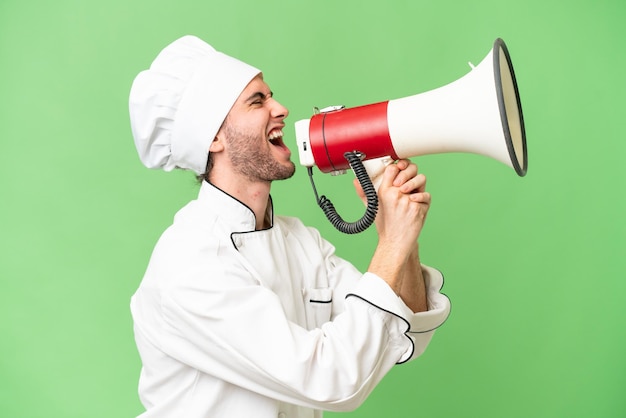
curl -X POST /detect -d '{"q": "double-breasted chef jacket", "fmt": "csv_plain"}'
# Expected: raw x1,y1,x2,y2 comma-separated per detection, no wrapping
131,181,451,418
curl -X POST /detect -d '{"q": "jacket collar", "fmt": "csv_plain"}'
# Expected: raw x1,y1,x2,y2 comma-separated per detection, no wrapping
197,181,274,233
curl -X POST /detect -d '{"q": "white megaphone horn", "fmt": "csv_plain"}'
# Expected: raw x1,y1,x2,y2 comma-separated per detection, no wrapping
294,38,527,234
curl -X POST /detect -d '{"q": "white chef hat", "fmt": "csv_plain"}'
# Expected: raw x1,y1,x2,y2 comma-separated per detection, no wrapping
129,35,261,175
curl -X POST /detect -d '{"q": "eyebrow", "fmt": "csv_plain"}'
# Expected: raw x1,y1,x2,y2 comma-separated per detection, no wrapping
244,91,274,103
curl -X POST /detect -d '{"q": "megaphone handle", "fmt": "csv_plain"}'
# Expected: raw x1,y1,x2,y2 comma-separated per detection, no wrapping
362,156,395,191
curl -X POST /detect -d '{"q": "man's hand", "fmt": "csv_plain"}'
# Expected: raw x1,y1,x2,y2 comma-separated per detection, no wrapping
357,159,430,309
354,159,431,251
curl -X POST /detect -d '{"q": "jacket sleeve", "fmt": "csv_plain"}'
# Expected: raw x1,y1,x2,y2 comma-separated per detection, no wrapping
308,225,451,363
348,267,450,362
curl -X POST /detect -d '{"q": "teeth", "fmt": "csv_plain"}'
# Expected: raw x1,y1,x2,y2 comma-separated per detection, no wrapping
268,130,283,141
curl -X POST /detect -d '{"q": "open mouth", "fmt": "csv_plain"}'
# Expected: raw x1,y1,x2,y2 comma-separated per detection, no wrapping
268,129,285,146
267,128,292,157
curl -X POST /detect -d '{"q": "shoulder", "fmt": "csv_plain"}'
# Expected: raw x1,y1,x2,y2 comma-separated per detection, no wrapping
274,215,340,259
274,214,306,229
143,201,229,284
275,215,324,241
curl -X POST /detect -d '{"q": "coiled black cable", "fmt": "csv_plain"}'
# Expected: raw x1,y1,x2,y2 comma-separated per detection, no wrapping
307,151,378,234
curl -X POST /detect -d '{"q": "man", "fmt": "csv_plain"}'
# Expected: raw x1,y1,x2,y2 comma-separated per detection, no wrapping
129,35,450,418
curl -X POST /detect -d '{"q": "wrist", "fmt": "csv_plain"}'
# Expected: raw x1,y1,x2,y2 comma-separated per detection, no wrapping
368,241,410,294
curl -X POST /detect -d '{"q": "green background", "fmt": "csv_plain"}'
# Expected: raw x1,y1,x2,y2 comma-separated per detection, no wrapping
1,0,624,417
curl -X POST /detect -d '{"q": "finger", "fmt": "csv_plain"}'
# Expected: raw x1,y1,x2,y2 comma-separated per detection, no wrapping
393,162,418,187
380,163,401,189
400,173,427,194
409,191,431,204
395,159,410,170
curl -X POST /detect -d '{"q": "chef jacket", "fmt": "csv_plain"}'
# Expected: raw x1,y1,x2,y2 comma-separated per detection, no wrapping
131,181,451,418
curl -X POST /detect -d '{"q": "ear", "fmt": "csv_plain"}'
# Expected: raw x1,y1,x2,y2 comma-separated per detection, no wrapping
209,135,225,153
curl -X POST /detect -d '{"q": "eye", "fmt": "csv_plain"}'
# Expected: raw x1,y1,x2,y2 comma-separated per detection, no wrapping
247,91,272,107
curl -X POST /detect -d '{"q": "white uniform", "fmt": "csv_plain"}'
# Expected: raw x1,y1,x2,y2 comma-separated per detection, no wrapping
131,181,451,418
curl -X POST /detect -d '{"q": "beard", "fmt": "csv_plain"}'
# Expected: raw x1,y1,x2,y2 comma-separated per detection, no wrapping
222,121,296,182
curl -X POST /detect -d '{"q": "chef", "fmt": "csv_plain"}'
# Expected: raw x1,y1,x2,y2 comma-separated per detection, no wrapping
129,35,451,418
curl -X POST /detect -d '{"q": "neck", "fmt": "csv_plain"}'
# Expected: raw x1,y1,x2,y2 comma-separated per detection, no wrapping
209,170,272,230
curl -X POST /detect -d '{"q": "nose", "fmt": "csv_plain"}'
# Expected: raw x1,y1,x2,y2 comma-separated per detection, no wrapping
271,98,289,119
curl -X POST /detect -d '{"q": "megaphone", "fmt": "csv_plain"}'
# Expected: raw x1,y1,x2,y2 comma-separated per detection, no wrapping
294,38,527,234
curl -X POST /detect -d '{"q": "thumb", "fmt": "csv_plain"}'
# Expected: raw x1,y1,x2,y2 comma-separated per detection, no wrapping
379,163,400,190
353,178,366,205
